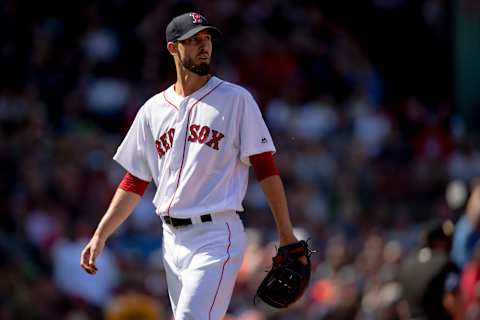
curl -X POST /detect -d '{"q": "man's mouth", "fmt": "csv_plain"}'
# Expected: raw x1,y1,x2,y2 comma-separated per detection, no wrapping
198,53,210,60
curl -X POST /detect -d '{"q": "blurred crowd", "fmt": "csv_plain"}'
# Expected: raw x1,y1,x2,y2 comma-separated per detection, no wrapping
1,0,479,319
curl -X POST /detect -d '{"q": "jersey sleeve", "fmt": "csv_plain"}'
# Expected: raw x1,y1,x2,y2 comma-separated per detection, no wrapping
113,106,154,182
239,91,276,166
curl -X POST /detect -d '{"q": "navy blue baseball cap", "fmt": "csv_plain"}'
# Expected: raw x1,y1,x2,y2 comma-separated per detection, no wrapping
166,12,221,43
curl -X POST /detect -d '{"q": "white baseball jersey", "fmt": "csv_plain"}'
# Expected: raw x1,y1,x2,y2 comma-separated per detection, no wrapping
113,76,275,218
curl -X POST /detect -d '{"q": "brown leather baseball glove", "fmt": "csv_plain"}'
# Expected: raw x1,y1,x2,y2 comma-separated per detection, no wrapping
254,240,313,308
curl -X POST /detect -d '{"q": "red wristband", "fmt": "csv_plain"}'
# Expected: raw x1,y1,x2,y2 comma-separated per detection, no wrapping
118,172,149,196
249,152,279,181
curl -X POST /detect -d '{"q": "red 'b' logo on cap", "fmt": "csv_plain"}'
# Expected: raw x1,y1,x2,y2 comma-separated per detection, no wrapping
190,13,203,24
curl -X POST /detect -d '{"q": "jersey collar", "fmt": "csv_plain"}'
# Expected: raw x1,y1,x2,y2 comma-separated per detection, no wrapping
165,76,221,108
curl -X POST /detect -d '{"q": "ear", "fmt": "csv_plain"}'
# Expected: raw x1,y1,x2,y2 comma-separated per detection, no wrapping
167,42,177,56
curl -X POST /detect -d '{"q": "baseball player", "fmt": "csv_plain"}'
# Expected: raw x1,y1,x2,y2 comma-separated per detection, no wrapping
80,12,300,320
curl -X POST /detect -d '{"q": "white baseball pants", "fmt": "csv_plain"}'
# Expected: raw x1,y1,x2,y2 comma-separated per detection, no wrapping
162,212,246,320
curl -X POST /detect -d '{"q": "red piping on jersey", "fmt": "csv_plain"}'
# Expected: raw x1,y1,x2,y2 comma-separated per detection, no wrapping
166,80,224,215
209,222,232,320
163,90,179,110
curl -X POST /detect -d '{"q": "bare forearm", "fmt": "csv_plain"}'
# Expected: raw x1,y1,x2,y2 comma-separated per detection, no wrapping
259,175,296,245
93,188,141,242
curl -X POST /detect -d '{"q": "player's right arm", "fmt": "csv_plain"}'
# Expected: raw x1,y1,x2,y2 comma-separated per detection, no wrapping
81,171,150,274
80,188,141,274
81,104,154,274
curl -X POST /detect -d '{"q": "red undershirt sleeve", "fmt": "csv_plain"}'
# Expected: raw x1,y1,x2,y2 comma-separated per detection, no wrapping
249,152,279,182
118,172,150,196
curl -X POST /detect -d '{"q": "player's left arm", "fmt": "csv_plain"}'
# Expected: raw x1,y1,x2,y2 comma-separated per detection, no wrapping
250,152,297,246
259,175,298,246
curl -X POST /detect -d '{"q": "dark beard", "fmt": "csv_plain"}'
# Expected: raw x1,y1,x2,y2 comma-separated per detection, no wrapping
180,55,210,76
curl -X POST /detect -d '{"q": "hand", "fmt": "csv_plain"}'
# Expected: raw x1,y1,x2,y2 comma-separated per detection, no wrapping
255,237,313,308
279,232,298,247
80,236,105,275
279,233,308,265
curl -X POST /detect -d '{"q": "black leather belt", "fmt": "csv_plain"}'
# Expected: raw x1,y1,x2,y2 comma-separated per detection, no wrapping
163,214,212,227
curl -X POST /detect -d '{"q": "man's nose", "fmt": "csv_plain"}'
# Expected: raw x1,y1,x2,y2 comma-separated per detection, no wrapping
199,40,208,48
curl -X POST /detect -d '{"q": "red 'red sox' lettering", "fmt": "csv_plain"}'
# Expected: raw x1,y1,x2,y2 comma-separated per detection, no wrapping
188,124,201,143
156,125,225,158
190,125,224,150
156,128,175,158
198,126,210,143
155,140,165,157
168,128,175,146
160,132,171,151
205,130,224,150
187,124,224,150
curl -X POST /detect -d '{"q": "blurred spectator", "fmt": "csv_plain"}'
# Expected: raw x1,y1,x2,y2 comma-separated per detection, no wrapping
104,291,165,320
398,220,460,320
461,241,480,315
451,181,480,268
448,144,480,182
82,28,120,63
351,97,391,158
52,222,119,306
